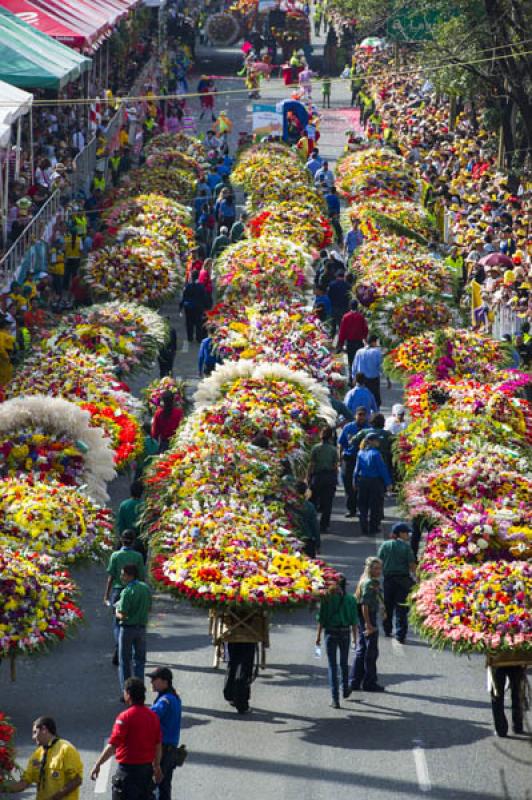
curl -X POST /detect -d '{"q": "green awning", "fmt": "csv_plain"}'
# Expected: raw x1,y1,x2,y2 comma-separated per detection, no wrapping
0,6,91,89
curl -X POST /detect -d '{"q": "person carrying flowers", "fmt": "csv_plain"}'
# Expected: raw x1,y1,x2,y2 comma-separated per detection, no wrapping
350,556,385,692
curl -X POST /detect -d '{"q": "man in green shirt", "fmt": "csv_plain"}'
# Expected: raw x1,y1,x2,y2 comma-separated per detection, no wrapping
378,523,416,643
316,577,359,708
308,426,339,533
116,564,152,697
230,211,248,243
104,530,146,666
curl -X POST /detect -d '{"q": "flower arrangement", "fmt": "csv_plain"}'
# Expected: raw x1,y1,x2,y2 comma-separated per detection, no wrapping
123,166,197,203
144,132,207,161
248,203,333,251
79,402,143,469
145,150,203,179
0,713,17,783
370,293,453,347
385,328,513,382
213,237,314,300
0,478,114,561
411,561,532,653
347,195,435,243
0,396,116,503
85,230,182,307
336,148,418,201
0,550,83,657
143,376,187,412
232,143,301,192
207,301,345,389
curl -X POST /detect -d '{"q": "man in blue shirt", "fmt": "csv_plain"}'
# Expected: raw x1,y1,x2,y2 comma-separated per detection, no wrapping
314,286,332,319
344,373,378,417
353,334,383,408
149,667,182,800
198,336,220,376
327,269,350,337
344,218,364,260
306,149,323,176
354,434,392,535
338,406,369,517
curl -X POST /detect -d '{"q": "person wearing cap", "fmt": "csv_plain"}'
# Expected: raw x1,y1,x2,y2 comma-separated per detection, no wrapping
338,406,369,518
91,677,162,799
378,524,416,643
385,404,407,435
316,575,359,708
353,434,392,537
148,668,182,800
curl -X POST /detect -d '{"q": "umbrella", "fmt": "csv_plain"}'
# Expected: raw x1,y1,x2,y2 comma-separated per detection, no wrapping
360,37,384,48
479,253,514,268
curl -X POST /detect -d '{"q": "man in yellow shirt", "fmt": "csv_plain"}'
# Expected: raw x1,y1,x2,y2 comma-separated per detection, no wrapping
4,717,82,800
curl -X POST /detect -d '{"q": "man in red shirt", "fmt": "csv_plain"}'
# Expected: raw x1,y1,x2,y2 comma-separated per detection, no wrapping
91,678,162,800
336,299,369,385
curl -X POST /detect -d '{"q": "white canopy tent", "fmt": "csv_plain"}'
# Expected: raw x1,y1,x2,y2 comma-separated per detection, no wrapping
0,79,33,244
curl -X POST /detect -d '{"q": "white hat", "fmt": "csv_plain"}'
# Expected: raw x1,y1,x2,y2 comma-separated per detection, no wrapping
392,404,405,416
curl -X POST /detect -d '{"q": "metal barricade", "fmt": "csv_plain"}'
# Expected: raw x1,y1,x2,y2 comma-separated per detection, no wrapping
0,190,61,284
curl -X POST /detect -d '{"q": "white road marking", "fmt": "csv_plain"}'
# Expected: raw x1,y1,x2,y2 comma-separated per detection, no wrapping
181,340,189,353
94,739,113,794
412,740,431,793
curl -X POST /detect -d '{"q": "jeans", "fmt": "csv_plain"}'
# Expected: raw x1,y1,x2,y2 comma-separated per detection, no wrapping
118,624,147,690
325,629,351,703
383,576,412,641
341,456,357,514
112,764,153,800
310,470,337,532
351,622,379,690
357,477,384,535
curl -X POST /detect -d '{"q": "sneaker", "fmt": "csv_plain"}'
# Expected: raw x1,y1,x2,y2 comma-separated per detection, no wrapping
364,684,386,692
330,700,340,709
343,688,352,699
396,637,405,644
344,512,356,518
512,722,524,735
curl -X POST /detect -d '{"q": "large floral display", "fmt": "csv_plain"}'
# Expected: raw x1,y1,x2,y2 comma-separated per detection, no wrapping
0,131,201,664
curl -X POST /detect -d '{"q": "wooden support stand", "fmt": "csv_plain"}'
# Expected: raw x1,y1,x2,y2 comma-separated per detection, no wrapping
209,609,269,669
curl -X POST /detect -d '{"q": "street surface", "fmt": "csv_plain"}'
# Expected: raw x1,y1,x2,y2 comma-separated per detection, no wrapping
2,31,531,800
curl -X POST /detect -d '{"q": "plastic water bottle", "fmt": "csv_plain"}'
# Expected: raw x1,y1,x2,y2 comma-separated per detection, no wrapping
314,645,322,659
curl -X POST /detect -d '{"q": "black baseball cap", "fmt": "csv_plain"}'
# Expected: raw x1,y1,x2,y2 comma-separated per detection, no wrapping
147,667,173,683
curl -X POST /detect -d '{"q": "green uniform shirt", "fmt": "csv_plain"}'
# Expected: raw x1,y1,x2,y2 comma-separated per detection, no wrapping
318,592,359,628
295,499,320,544
117,497,144,535
106,547,146,589
230,220,245,242
358,577,381,612
116,580,151,626
377,539,415,577
310,442,338,472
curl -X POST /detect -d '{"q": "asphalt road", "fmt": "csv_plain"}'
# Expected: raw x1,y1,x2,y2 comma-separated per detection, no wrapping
2,32,531,800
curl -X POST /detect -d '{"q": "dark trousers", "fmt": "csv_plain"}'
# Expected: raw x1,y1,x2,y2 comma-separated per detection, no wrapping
325,629,351,703
112,763,153,800
365,376,381,408
491,667,525,736
351,623,379,690
341,456,357,514
331,306,347,338
346,339,364,383
303,539,317,558
184,307,204,342
310,470,337,532
64,257,80,290
383,576,412,641
158,354,176,378
224,642,256,712
357,477,384,535
158,745,177,800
